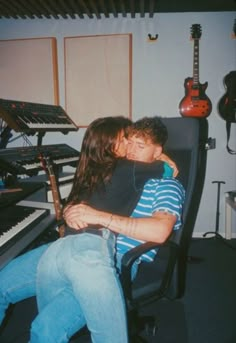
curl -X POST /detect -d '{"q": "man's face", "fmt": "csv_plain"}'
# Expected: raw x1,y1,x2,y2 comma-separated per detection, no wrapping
126,134,162,163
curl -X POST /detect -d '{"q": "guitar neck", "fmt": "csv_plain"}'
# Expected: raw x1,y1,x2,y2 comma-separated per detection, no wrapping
49,174,62,220
193,38,199,85
39,153,65,237
48,173,65,237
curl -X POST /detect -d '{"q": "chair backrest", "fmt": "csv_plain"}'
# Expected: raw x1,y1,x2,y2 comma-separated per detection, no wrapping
162,117,208,298
162,117,208,243
127,117,208,305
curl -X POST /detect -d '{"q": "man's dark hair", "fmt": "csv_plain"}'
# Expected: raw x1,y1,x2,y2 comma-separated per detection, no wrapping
129,116,168,146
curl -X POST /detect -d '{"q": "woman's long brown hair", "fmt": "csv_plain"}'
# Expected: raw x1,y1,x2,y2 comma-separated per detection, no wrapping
65,116,131,206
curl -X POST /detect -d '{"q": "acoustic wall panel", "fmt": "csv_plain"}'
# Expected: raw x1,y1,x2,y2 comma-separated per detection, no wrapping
0,37,59,105
64,34,132,126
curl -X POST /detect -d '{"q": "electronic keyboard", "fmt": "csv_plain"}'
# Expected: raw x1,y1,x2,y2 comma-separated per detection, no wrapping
0,98,78,133
0,144,80,176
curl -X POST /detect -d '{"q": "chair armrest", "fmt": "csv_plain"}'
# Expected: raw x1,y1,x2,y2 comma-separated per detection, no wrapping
120,240,178,300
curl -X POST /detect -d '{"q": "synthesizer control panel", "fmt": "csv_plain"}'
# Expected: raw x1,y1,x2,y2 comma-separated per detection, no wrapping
0,144,80,176
0,98,78,133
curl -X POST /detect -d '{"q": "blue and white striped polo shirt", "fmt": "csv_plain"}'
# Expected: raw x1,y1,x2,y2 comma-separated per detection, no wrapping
116,177,185,262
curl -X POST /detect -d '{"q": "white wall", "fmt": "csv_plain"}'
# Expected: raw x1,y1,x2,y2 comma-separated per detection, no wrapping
0,11,235,236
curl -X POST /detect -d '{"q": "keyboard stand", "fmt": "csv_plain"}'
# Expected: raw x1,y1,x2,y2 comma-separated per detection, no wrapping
0,125,12,149
37,131,45,146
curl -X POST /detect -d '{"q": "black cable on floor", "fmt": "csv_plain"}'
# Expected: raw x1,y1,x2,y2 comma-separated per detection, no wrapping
202,233,236,251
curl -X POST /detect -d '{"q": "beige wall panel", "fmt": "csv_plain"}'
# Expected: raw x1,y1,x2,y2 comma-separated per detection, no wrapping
0,37,59,105
64,34,132,127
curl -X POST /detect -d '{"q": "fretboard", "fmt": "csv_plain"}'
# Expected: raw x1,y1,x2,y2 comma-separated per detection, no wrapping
193,39,199,85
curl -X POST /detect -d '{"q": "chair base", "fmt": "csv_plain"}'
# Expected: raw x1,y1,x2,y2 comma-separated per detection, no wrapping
129,312,158,343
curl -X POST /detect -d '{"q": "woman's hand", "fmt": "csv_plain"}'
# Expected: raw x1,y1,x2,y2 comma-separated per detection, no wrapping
63,204,90,230
158,153,179,177
64,204,113,230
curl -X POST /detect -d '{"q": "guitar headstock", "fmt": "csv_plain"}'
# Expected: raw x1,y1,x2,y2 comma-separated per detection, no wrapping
191,24,202,40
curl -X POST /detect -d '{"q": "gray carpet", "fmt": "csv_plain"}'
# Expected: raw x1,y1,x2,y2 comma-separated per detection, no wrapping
1,238,236,343
138,237,236,343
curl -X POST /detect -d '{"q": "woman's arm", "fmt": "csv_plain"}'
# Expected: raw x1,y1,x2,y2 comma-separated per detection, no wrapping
63,203,176,244
158,153,179,177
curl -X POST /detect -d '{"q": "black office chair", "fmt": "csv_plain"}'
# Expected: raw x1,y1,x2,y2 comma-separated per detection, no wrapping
120,117,209,342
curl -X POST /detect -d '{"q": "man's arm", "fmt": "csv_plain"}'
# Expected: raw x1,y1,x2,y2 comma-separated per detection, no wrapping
63,204,176,244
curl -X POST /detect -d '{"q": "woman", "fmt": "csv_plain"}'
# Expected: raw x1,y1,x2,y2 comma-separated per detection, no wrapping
34,116,175,343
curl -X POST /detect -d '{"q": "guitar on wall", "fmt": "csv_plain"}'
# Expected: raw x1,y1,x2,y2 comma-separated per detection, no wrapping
39,154,66,237
218,19,236,154
179,24,212,118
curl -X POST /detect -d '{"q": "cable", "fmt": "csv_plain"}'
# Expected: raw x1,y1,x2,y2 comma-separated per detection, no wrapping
202,233,236,251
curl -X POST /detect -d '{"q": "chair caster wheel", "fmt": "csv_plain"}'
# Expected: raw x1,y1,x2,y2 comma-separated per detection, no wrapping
144,319,158,336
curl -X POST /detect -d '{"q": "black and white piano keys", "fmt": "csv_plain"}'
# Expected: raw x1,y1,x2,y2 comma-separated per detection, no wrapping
0,202,56,270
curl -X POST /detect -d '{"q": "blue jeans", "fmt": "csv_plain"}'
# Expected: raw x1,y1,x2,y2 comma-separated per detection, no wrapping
0,231,138,343
34,229,128,343
0,244,49,325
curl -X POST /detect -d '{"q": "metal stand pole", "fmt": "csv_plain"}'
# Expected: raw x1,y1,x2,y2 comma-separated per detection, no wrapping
203,180,225,238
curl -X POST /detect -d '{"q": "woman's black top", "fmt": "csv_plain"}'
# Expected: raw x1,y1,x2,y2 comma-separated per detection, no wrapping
64,159,164,235
87,159,164,215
